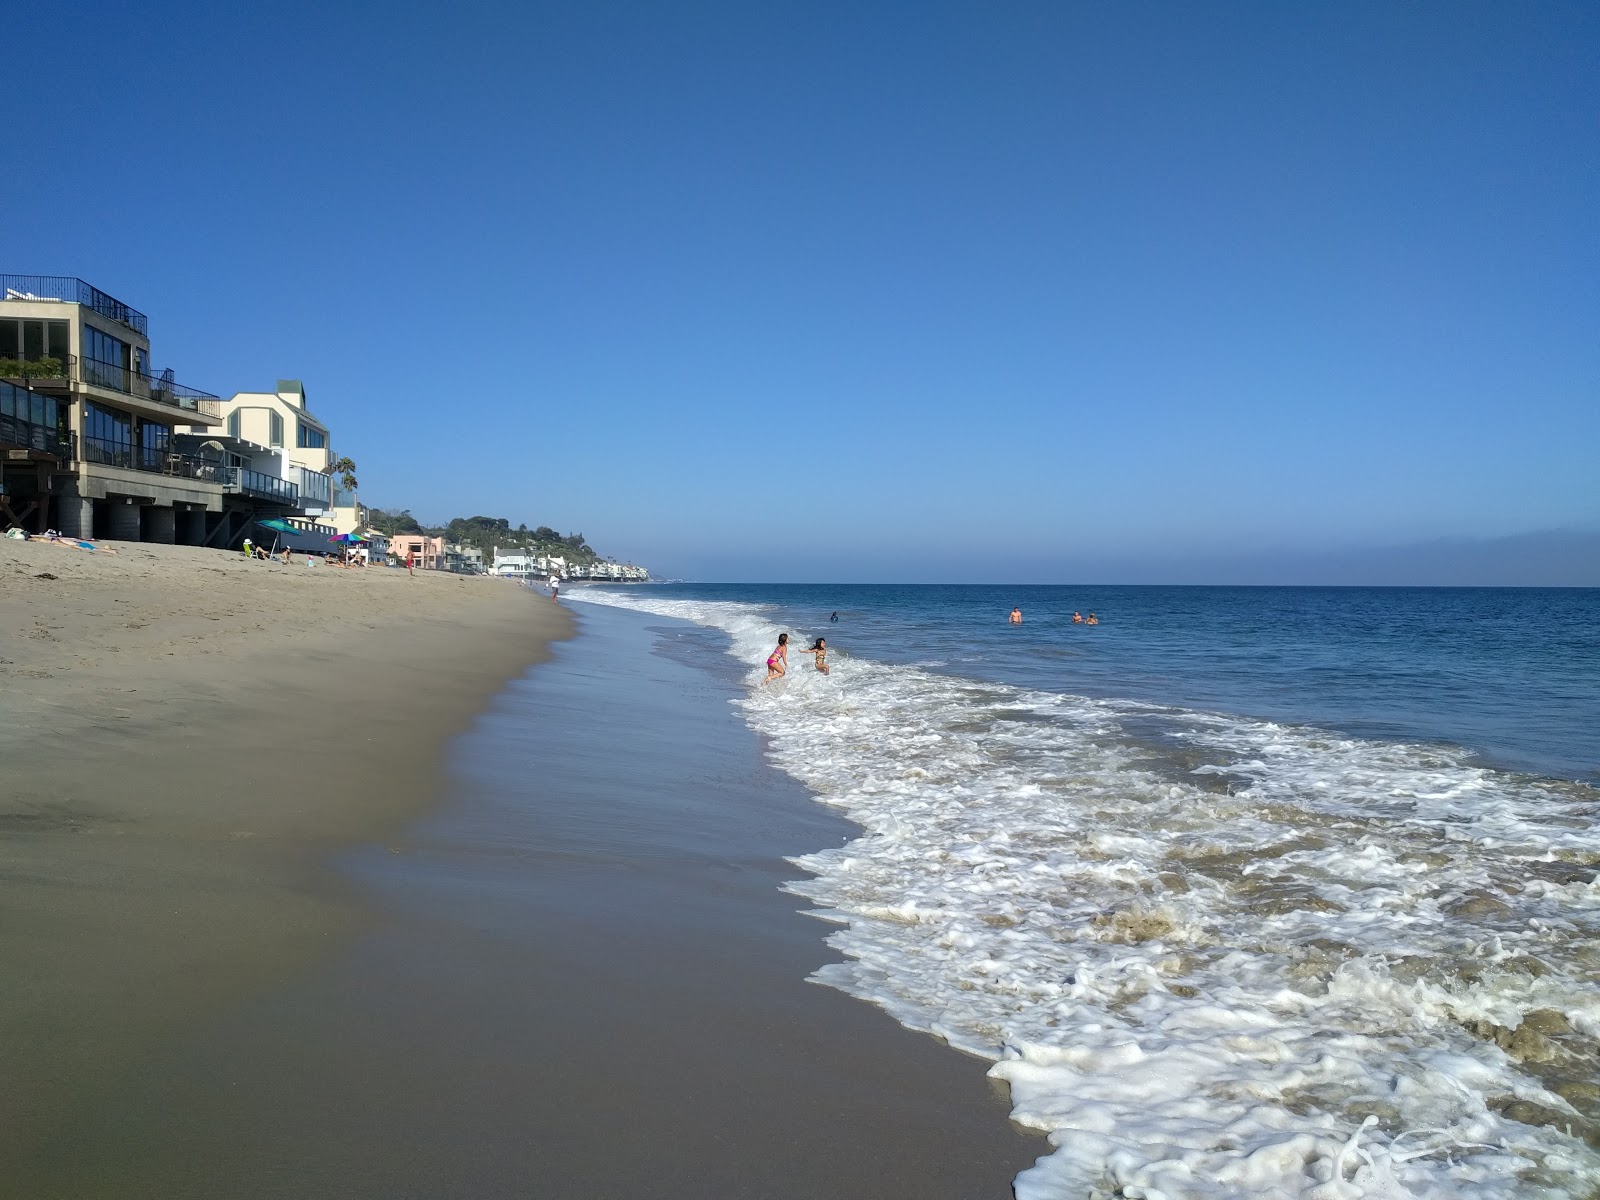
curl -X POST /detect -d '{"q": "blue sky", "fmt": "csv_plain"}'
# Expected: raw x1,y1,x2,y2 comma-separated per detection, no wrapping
9,0,1598,582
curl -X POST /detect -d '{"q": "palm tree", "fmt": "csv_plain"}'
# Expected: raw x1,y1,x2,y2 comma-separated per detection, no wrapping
331,456,358,495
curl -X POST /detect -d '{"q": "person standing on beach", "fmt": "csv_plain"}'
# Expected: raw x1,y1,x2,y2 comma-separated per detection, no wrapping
549,573,560,602
406,552,415,577
1009,606,1023,624
763,634,789,684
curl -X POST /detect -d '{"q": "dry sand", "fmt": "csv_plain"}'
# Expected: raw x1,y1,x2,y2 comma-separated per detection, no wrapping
0,539,569,1185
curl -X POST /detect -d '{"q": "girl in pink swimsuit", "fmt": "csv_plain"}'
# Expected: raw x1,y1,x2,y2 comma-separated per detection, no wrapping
763,633,789,684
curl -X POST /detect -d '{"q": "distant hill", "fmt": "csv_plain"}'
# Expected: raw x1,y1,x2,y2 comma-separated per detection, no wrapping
366,510,604,566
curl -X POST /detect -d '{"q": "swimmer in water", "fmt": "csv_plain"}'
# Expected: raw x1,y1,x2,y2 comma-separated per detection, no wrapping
806,637,830,674
830,611,838,622
763,633,789,684
1086,612,1099,625
1072,611,1083,624
1009,606,1022,624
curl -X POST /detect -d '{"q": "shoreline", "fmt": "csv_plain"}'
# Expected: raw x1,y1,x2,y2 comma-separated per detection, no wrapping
8,596,1042,1198
0,541,571,1188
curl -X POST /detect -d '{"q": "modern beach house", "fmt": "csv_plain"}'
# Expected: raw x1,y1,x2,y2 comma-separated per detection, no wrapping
1,274,225,541
173,380,340,547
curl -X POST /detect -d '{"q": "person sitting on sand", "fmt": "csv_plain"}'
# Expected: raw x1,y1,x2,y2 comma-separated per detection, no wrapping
1009,607,1022,624
1086,612,1099,625
242,537,254,559
1072,611,1083,624
281,547,292,565
763,634,789,684
806,637,830,674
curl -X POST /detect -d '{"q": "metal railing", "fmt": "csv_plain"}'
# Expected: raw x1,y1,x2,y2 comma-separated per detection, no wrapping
288,466,332,506
0,275,149,336
0,413,72,459
221,465,299,504
81,436,223,482
79,357,221,417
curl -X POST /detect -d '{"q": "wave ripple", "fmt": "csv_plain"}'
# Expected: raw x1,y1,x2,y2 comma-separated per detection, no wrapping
576,590,1600,1199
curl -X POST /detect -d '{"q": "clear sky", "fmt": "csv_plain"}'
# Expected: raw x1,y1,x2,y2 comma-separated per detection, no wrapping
8,0,1598,582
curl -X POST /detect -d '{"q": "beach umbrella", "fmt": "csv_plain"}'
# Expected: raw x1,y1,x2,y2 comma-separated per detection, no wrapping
327,532,368,544
254,518,301,534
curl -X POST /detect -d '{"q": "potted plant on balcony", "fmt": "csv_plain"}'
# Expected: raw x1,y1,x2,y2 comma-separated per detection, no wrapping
0,357,65,381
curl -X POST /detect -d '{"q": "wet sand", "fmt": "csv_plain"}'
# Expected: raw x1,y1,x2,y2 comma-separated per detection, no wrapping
17,600,1042,1198
0,541,570,1194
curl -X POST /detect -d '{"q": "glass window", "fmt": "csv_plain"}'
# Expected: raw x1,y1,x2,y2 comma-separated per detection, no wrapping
227,410,241,439
46,322,68,363
0,381,14,418
86,402,133,446
297,422,326,449
0,322,16,359
269,410,284,446
23,321,44,360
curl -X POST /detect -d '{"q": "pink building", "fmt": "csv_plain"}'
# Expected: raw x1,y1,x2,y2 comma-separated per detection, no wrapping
389,534,445,570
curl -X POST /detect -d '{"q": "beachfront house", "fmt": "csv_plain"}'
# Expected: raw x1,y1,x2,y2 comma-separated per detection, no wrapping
170,380,342,547
490,548,538,579
390,534,445,570
1,274,225,541
444,543,485,574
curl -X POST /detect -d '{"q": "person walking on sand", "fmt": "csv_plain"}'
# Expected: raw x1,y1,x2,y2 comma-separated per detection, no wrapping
406,552,415,577
806,637,830,674
549,573,561,602
763,633,789,684
1009,606,1023,624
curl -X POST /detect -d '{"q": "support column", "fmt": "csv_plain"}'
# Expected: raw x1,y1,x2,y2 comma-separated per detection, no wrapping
106,502,140,542
176,509,205,546
55,496,94,539
143,505,176,545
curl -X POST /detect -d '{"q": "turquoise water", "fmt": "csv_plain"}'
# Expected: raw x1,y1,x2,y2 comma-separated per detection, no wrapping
620,584,1600,782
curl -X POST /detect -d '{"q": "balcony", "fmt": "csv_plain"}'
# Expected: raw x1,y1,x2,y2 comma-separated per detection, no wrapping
288,465,332,508
81,436,224,482
77,357,222,419
0,379,71,460
222,466,299,505
0,275,149,336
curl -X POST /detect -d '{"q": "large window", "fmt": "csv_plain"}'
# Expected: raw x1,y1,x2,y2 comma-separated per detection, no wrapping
139,420,170,470
0,381,58,427
0,319,69,367
269,410,284,447
84,401,133,467
227,409,241,439
82,325,134,391
297,422,326,449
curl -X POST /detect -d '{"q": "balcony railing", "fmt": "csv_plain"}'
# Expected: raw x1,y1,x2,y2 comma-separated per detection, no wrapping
81,436,224,482
221,466,300,504
0,413,72,460
80,357,221,417
288,466,332,506
0,275,149,336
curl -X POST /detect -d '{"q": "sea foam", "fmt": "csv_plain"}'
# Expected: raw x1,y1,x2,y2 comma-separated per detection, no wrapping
575,590,1600,1198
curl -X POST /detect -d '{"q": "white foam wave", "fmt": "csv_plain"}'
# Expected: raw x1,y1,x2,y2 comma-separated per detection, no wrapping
576,589,1600,1198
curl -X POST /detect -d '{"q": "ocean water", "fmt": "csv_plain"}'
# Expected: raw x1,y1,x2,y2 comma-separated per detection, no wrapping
573,584,1600,1199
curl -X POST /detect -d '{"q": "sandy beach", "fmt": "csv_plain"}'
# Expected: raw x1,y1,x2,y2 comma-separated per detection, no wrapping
3,546,1038,1198
1,540,570,1190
